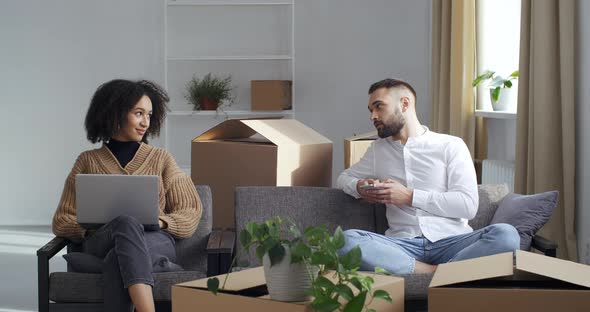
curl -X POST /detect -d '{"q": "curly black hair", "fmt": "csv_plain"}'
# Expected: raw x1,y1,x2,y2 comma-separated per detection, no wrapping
84,79,169,144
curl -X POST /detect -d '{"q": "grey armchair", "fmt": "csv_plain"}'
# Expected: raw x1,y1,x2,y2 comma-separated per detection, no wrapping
37,185,235,312
234,184,557,312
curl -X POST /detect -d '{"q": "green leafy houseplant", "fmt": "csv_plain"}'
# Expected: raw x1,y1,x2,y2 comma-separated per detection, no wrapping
185,73,235,110
207,216,393,312
472,70,519,103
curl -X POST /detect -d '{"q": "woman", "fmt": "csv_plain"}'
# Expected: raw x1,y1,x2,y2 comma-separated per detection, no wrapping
52,79,202,312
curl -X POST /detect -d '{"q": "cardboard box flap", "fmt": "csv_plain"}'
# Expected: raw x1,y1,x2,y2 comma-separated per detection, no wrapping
346,130,378,141
176,267,266,292
193,119,258,141
222,137,274,145
429,252,514,288
515,250,590,288
242,119,331,146
195,119,331,146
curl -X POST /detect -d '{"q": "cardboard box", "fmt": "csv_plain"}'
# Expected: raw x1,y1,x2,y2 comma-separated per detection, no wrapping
251,80,292,111
429,250,590,312
172,266,404,312
344,131,378,169
191,119,332,229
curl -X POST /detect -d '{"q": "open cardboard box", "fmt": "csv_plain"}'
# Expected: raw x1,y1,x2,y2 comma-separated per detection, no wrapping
429,250,590,312
191,118,332,229
172,267,404,312
344,130,378,169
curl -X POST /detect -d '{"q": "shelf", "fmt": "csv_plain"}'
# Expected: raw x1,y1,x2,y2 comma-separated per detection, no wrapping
168,110,293,116
475,110,517,120
167,55,292,61
164,0,295,159
168,1,292,6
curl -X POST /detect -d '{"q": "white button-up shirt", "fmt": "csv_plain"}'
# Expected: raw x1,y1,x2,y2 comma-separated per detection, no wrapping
337,127,479,242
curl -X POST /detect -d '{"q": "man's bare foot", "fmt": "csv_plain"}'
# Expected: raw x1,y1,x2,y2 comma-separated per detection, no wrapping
414,260,437,273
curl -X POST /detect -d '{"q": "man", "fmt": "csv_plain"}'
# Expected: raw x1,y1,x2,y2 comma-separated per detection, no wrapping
337,78,519,274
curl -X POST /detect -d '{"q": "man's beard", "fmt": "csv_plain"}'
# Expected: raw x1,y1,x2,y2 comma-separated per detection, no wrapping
376,110,405,138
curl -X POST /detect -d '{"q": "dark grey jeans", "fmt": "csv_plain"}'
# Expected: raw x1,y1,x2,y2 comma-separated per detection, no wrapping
83,215,176,312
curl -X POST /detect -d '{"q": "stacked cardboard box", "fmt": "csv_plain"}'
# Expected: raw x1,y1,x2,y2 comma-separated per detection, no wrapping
344,130,378,169
191,118,332,229
251,80,292,111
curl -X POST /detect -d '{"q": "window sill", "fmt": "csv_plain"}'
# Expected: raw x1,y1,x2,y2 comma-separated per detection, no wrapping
475,110,516,120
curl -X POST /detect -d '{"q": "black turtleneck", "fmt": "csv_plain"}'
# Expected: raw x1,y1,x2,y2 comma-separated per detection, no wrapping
106,139,140,168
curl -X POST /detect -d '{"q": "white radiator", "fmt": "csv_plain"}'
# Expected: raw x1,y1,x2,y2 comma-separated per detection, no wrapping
482,159,515,192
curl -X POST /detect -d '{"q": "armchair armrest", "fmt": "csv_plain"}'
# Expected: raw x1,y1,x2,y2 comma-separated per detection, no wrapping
37,236,69,312
531,235,557,257
206,230,235,276
37,236,68,259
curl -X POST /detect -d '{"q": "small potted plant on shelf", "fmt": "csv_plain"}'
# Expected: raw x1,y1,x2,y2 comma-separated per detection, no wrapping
207,216,393,312
472,70,519,111
185,73,235,111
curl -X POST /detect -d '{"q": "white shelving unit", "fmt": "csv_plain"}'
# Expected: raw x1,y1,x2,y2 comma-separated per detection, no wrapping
163,0,295,169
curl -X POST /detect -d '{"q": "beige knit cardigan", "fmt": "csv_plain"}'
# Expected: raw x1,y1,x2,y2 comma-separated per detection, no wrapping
52,143,202,241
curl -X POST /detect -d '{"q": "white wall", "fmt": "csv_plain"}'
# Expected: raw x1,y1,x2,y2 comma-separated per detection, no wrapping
576,0,590,265
486,119,516,162
0,0,432,225
293,0,431,183
0,1,433,310
0,0,164,225
0,0,431,223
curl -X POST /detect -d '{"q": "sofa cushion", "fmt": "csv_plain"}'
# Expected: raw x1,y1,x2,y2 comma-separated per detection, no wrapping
396,272,433,300
469,184,510,230
491,191,559,250
48,271,206,303
49,270,433,303
235,186,377,266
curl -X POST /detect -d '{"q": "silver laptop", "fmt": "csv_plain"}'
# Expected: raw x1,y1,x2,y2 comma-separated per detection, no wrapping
75,174,160,228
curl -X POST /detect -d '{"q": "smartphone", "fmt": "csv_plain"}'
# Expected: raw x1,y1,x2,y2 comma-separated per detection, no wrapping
360,184,385,190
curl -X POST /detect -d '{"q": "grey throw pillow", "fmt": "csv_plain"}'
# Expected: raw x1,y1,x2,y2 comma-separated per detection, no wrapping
490,191,558,250
63,252,103,273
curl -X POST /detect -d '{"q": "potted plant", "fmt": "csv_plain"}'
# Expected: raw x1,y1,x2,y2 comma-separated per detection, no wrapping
242,216,316,302
207,216,393,312
472,70,519,111
185,73,235,111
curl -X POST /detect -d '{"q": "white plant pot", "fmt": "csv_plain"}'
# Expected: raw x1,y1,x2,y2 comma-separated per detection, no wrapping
489,82,518,112
262,245,315,302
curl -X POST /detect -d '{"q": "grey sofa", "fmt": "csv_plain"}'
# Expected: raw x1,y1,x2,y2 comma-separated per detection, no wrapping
37,185,234,312
234,184,557,312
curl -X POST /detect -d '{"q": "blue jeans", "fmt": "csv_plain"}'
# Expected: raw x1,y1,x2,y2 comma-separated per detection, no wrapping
83,215,177,312
339,223,520,274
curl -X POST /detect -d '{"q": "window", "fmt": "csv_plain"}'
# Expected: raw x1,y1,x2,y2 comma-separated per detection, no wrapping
476,0,521,112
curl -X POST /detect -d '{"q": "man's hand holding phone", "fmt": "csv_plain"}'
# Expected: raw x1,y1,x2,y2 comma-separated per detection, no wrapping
357,179,413,206
357,179,385,203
